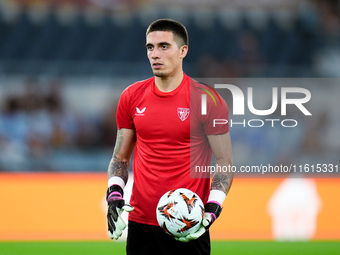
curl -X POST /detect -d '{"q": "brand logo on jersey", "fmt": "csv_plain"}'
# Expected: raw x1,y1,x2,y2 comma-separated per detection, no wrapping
177,108,190,121
136,107,146,116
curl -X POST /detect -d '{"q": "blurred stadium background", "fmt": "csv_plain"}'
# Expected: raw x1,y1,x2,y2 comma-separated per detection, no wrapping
0,0,340,251
0,0,340,171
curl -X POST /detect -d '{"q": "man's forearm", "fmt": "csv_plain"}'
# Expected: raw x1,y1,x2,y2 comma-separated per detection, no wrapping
211,159,234,195
107,155,129,184
107,128,135,184
207,133,233,195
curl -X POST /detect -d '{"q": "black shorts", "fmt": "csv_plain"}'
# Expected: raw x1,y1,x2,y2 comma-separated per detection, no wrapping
126,221,211,255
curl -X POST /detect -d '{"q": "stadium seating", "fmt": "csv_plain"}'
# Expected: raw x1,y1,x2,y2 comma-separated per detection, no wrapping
0,8,321,77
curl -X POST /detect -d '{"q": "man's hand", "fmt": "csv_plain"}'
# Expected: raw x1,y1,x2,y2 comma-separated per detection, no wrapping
175,202,222,242
106,185,134,240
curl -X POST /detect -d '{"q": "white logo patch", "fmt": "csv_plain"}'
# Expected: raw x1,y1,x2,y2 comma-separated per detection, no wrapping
177,108,190,121
136,107,146,116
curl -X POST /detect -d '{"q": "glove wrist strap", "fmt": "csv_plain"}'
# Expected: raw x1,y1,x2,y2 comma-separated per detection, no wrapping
106,184,124,200
204,202,222,219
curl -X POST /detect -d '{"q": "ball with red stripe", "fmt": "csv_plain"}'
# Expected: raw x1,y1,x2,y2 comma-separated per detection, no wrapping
156,188,204,237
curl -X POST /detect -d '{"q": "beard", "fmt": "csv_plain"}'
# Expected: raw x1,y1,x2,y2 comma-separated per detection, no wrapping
153,70,167,77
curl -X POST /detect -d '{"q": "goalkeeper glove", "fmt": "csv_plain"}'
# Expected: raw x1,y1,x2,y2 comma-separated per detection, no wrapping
106,184,134,240
175,201,222,242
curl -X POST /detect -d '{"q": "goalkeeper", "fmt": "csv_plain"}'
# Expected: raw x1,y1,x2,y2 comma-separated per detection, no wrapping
106,18,234,255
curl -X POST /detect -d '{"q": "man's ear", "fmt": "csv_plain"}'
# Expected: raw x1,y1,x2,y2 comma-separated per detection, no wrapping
180,45,188,59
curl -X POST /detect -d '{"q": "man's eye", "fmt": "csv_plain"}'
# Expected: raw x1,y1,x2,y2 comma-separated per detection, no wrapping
161,45,168,49
147,46,153,50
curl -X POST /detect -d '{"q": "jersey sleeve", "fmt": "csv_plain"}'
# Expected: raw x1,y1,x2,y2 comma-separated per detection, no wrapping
116,88,135,130
203,94,229,135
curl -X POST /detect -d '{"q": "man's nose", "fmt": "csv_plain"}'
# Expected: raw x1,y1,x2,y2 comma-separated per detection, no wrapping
151,48,160,58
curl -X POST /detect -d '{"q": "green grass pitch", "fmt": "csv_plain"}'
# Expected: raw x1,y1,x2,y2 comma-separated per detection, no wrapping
0,241,339,255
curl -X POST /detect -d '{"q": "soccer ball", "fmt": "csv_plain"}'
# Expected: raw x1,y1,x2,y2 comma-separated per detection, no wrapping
156,188,204,237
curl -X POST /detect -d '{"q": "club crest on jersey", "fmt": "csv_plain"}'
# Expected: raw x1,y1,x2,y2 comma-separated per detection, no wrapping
177,108,190,121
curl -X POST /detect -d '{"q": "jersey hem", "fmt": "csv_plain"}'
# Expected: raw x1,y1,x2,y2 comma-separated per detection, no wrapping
128,215,159,226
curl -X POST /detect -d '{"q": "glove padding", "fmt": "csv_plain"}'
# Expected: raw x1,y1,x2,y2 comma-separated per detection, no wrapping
106,185,134,240
175,202,222,243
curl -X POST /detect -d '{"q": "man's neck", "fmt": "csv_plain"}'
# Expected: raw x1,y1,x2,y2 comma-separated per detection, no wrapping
155,72,184,93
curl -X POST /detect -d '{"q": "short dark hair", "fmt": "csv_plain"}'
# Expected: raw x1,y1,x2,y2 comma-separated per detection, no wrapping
146,18,189,47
